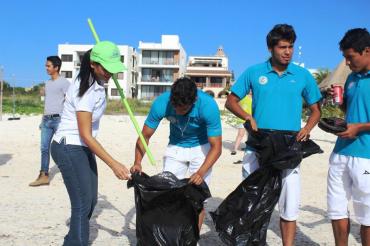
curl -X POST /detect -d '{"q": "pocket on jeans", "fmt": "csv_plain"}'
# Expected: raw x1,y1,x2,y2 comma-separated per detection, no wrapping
65,144,85,154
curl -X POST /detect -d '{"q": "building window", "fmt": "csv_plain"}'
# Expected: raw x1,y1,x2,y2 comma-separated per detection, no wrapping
142,51,175,65
141,68,174,82
61,54,73,62
120,56,124,63
61,71,72,78
141,85,171,99
117,72,124,80
111,88,118,96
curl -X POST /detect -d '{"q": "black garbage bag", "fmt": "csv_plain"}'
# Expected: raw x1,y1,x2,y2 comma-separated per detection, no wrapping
210,167,281,245
128,171,211,246
211,121,323,246
318,117,347,134
245,121,323,170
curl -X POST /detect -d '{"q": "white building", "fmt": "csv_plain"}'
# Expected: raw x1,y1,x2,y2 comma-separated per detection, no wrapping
58,44,138,99
185,46,232,97
137,35,187,100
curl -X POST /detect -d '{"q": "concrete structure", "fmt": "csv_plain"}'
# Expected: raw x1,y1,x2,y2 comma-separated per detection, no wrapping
185,46,232,97
137,35,187,100
58,44,138,99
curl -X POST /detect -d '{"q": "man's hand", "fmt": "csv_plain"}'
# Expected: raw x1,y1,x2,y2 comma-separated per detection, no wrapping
246,115,258,131
296,127,310,141
130,163,142,174
189,172,204,185
337,124,360,139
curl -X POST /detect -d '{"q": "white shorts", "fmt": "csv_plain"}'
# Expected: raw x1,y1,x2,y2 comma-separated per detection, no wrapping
242,150,301,221
163,143,212,185
327,153,370,226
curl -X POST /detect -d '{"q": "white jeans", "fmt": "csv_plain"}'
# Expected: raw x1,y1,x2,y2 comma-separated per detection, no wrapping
327,153,370,226
242,150,301,221
163,143,212,185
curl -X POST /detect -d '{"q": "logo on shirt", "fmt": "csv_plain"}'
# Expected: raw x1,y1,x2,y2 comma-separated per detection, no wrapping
258,76,268,85
289,79,296,83
348,82,355,89
364,170,370,175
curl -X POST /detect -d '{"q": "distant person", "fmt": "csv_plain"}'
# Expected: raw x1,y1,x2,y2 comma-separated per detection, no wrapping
327,28,370,246
130,77,222,229
231,95,252,156
29,56,70,186
225,24,321,246
51,41,131,245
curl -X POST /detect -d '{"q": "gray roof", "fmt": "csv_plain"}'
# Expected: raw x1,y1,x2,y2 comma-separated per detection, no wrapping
319,59,351,89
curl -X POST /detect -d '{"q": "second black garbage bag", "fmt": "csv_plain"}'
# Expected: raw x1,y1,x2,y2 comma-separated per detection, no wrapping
128,171,211,246
211,121,323,246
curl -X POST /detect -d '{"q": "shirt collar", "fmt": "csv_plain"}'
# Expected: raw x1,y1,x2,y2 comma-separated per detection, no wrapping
266,59,295,75
88,75,105,91
355,70,370,78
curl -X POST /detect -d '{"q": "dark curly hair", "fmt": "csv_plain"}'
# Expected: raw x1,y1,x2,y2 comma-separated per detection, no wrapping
170,77,197,107
339,28,370,54
266,24,296,48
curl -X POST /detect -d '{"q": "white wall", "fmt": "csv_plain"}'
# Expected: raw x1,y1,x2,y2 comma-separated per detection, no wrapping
58,44,137,99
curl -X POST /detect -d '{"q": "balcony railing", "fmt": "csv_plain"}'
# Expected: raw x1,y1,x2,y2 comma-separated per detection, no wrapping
141,59,179,66
209,83,224,88
141,76,174,83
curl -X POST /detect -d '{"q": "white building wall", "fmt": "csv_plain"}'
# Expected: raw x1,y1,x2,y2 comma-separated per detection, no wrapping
137,35,187,100
58,44,137,99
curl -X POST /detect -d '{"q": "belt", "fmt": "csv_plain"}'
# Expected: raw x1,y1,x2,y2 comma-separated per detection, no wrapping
44,114,60,118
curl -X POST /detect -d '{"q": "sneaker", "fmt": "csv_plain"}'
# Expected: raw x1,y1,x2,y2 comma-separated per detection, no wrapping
29,171,49,186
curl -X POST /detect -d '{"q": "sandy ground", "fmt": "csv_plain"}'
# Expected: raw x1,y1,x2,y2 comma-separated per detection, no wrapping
0,114,362,245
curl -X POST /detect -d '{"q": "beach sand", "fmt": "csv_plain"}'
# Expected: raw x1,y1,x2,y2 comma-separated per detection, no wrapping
0,115,362,245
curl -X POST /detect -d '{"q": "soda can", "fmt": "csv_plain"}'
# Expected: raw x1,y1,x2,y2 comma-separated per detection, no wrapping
333,85,343,105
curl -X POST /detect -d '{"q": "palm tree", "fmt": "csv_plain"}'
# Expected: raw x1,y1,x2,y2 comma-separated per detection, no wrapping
313,68,330,85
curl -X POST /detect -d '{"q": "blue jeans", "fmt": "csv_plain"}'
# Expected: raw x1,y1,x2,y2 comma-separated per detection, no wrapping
40,115,60,173
51,140,98,246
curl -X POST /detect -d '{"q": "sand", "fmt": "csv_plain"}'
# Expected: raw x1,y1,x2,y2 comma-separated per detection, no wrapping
0,114,362,245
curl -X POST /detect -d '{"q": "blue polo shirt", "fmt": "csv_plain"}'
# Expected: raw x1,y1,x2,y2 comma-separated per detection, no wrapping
145,90,222,147
333,71,370,159
231,60,322,131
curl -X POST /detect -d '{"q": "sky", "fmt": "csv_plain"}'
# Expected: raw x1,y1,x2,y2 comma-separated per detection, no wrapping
0,0,369,87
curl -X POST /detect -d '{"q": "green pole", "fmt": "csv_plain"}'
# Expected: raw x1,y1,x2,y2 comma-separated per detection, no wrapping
87,18,156,166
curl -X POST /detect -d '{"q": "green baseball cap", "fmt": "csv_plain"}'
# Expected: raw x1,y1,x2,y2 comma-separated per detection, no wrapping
90,41,127,73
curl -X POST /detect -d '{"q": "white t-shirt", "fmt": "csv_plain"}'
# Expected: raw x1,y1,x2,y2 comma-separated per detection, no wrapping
53,78,107,146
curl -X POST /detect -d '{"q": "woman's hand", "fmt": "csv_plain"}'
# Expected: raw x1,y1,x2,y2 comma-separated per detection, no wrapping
111,162,131,180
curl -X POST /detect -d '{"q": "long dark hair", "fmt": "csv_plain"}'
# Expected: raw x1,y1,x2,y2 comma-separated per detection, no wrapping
77,49,98,97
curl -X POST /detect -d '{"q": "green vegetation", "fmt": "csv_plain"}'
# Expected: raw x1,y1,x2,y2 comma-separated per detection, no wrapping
1,94,153,115
302,104,344,122
2,95,44,115
313,68,330,85
105,99,152,115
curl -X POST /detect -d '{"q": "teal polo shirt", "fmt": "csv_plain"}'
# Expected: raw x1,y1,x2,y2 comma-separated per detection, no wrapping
145,90,222,147
231,60,322,131
333,71,370,159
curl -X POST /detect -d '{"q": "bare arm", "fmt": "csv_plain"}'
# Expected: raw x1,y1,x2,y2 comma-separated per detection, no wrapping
130,125,156,173
337,122,370,139
189,136,222,185
297,102,321,141
77,111,130,180
225,93,257,130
